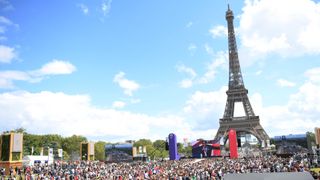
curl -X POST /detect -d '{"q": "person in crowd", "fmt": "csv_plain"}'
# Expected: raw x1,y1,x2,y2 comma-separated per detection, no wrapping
2,152,319,179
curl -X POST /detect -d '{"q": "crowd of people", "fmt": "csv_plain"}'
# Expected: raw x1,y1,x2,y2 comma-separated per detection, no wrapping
1,153,319,179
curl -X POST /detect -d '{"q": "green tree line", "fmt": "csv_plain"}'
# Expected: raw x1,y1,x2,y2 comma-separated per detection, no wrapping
7,128,192,161
10,128,87,160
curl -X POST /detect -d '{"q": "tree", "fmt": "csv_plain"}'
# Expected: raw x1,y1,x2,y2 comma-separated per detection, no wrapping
177,143,183,153
134,139,152,147
23,133,42,155
307,132,316,143
95,141,107,161
12,127,27,133
131,139,170,160
62,135,87,160
23,133,64,156
62,151,70,160
307,131,316,148
153,140,166,151
146,144,156,159
180,145,192,157
134,139,152,153
153,140,168,159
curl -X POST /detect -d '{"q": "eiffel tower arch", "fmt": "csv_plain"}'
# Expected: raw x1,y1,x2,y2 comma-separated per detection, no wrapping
214,5,270,146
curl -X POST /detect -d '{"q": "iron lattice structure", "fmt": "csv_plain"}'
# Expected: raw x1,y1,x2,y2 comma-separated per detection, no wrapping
215,5,270,146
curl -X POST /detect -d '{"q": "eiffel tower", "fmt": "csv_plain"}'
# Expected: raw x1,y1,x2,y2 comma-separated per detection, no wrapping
215,5,270,146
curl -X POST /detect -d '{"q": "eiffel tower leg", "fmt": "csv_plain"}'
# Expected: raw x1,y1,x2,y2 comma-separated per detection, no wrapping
223,98,235,118
215,127,224,140
215,123,229,141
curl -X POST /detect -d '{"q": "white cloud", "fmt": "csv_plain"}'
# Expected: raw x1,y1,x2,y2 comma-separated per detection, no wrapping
238,0,320,61
260,83,320,136
305,67,320,83
209,25,227,38
0,71,29,88
0,16,18,34
0,16,17,46
112,101,126,109
0,0,13,11
78,4,89,15
113,72,140,96
198,51,227,84
186,21,193,28
112,99,141,109
247,67,320,136
0,16,13,25
0,78,13,88
181,69,320,138
255,70,262,75
0,71,30,81
177,51,227,88
36,60,76,75
184,86,227,114
0,36,6,41
204,44,214,55
176,65,197,88
277,79,296,87
180,86,263,133
0,27,5,34
179,79,193,88
177,65,197,78
1,67,319,141
130,98,141,104
0,91,148,139
289,82,320,113
183,86,227,130
101,0,112,16
0,60,76,89
181,64,320,137
188,43,197,52
0,91,210,141
0,45,16,63
0,16,13,34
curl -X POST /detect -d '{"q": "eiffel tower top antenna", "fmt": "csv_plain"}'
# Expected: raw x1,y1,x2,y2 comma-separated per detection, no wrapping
225,0,230,9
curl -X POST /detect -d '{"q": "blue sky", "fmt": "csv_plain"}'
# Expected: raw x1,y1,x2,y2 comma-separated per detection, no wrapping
1,0,320,142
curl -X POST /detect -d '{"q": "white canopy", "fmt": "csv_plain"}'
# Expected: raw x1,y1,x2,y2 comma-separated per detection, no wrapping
22,155,54,166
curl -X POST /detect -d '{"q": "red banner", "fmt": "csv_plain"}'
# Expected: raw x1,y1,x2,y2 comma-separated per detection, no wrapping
229,129,238,159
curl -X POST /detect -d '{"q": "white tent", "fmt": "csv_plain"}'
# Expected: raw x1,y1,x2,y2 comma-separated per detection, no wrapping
22,155,54,166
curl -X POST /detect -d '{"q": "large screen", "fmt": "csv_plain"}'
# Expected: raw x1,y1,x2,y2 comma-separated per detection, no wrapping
105,143,133,162
192,139,220,158
273,134,309,154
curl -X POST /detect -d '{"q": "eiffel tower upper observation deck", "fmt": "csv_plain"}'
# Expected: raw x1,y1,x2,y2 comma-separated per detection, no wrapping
214,5,270,146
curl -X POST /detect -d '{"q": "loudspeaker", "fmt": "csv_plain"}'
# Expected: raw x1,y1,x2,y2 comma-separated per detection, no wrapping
80,142,95,161
0,133,23,175
0,133,23,162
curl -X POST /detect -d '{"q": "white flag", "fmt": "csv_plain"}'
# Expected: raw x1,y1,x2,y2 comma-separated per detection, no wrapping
58,149,63,158
49,148,54,157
